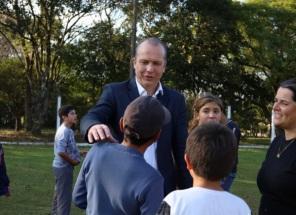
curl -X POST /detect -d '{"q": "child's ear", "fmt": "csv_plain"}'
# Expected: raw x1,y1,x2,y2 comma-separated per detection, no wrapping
119,117,124,132
184,153,193,170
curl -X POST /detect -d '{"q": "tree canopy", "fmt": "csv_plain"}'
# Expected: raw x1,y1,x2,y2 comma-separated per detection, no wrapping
0,0,295,135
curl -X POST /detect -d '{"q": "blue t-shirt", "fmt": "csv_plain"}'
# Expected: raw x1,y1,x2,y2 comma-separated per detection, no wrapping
73,142,164,215
52,123,80,168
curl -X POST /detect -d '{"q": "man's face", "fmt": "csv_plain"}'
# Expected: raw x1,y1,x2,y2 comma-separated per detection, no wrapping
133,41,166,93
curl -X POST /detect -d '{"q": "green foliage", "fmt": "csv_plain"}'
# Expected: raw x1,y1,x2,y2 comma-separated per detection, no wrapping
0,58,25,129
235,0,296,119
147,0,295,131
61,20,130,107
0,0,99,133
147,0,254,121
107,0,295,134
0,0,295,133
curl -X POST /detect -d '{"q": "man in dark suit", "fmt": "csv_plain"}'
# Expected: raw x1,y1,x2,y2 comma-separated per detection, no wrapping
80,37,192,194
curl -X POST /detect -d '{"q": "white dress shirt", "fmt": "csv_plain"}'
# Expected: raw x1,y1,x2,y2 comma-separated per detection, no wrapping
135,79,164,170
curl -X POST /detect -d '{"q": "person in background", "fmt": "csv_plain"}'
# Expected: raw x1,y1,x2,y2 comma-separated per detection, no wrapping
222,119,241,190
156,122,251,215
257,78,296,215
51,105,81,215
73,96,168,215
80,37,191,195
0,143,10,197
188,92,227,131
188,92,239,191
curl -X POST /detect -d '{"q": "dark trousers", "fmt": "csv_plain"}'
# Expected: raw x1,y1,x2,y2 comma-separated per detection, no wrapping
52,166,73,215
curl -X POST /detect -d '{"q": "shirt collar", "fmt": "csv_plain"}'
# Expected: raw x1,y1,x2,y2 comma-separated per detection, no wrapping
135,78,163,97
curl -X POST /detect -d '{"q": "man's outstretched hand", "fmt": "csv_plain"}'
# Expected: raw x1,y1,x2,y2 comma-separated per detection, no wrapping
87,124,117,144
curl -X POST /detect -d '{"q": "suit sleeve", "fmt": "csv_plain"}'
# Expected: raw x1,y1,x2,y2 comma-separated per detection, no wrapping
171,94,192,189
80,84,116,142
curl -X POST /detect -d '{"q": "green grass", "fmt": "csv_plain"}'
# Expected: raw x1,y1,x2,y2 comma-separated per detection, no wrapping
0,145,267,215
0,129,271,145
232,148,266,214
0,145,88,215
241,137,271,145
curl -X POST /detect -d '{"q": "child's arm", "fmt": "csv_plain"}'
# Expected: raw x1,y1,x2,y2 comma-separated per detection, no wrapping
155,201,171,215
58,152,80,166
80,151,87,157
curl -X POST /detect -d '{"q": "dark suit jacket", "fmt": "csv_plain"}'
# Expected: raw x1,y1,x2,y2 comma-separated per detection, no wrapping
80,78,192,194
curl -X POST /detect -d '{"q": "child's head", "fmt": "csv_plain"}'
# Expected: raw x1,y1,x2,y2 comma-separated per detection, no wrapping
189,92,226,131
58,105,76,121
185,122,236,181
121,96,170,146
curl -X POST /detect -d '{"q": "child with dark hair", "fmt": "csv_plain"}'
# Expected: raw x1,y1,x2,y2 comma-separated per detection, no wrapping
73,96,170,215
157,122,251,215
51,105,81,215
0,143,10,197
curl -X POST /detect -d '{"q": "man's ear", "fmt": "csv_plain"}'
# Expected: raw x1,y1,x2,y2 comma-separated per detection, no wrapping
184,153,193,170
119,117,124,132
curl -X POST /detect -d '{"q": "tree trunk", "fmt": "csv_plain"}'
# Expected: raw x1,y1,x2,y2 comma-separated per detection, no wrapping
24,84,33,131
30,82,50,135
14,116,22,131
130,0,138,78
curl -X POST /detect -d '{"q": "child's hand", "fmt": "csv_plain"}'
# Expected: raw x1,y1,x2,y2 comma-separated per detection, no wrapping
80,151,87,157
73,160,80,166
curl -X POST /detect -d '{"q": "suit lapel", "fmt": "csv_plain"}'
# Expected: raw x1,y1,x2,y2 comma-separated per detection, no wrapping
128,78,169,107
127,78,140,101
157,86,169,107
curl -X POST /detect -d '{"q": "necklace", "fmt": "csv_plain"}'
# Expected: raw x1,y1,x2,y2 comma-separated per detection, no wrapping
276,139,296,158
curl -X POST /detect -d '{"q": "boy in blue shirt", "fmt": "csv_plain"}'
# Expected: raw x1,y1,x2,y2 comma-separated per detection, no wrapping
73,96,170,215
51,105,81,215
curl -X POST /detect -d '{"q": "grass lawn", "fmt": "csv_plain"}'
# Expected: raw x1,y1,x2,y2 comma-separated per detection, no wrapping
241,137,271,145
0,129,84,143
0,145,89,215
0,145,267,215
231,148,266,214
0,129,271,145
